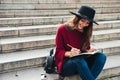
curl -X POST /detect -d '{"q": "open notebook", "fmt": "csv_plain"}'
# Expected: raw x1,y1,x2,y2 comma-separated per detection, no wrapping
71,50,100,58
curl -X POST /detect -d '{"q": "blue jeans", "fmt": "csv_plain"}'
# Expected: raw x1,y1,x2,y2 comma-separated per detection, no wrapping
61,52,106,80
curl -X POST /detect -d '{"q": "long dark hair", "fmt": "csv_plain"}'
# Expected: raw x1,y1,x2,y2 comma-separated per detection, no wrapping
64,16,93,52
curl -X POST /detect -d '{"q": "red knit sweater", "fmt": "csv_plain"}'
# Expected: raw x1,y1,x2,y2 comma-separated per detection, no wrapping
55,24,90,73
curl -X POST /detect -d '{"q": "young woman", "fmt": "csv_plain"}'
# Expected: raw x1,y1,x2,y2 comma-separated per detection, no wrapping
55,6,106,80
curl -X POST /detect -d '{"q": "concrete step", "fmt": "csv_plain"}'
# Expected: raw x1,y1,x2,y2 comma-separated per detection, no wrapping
1,0,120,4
0,16,69,27
98,55,120,79
92,40,120,56
0,3,78,10
0,6,120,18
0,13,120,27
0,2,120,10
95,13,120,21
0,9,75,18
0,20,120,38
94,20,120,30
0,29,120,53
0,24,57,38
92,29,120,42
0,34,55,52
0,48,50,73
80,0,120,4
0,7,119,18
1,0,82,4
0,54,120,80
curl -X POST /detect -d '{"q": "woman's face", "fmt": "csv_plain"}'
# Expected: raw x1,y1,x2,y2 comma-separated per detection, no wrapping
77,18,90,30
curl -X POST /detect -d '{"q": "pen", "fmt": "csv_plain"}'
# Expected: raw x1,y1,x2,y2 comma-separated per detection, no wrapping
67,44,81,53
67,44,73,48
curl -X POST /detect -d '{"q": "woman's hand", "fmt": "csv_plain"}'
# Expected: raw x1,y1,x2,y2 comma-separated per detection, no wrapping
65,47,80,57
71,47,80,55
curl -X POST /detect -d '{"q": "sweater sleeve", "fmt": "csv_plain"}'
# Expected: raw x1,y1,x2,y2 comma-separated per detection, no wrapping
55,25,67,73
55,25,67,61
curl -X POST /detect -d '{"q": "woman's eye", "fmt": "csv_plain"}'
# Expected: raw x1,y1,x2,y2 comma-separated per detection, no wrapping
81,19,85,22
81,19,90,25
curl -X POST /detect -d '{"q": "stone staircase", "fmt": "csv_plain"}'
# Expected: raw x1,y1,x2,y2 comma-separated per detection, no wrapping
0,0,120,80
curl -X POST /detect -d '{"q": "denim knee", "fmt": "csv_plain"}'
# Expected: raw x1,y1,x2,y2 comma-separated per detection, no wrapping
95,52,106,64
72,57,88,68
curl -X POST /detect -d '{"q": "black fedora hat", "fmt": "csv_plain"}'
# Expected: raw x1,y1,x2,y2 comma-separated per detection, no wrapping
70,6,99,25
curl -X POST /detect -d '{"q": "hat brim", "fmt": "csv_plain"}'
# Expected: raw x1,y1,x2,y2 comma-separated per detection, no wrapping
70,11,99,25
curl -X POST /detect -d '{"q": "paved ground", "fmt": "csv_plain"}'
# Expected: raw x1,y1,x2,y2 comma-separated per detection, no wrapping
0,67,119,80
0,55,120,80
0,67,59,80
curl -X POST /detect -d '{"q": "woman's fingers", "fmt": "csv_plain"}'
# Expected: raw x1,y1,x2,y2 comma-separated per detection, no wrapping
71,48,80,52
71,48,80,56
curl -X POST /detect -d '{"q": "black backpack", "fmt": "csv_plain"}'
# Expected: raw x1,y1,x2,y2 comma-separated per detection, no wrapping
44,48,57,74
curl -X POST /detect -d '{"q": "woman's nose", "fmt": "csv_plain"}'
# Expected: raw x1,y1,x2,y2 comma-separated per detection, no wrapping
83,22,87,27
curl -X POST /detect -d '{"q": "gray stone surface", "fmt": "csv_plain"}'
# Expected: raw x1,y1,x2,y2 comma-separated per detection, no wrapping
0,13,120,27
0,7,120,18
0,0,120,80
1,0,120,4
0,39,120,73
0,55,120,80
0,20,120,37
1,31,120,52
0,20,120,38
